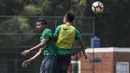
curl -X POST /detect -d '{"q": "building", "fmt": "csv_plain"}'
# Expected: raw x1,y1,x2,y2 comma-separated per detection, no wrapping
68,47,130,73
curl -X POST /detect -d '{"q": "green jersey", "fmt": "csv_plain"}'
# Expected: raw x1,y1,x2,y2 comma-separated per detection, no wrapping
40,29,56,55
54,25,81,54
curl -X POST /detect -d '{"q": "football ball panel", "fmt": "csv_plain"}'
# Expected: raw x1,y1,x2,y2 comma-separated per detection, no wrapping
92,2,99,7
95,7,102,13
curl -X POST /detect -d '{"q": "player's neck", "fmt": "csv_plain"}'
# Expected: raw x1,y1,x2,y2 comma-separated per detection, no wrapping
66,22,72,25
41,27,47,32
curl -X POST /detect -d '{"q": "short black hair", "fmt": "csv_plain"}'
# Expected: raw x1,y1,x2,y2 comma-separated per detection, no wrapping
65,12,74,22
37,18,47,25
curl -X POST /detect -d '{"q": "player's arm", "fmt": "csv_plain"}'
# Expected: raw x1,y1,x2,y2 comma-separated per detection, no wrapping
78,38,86,56
29,38,49,52
75,29,87,59
54,25,61,40
22,48,43,68
21,38,49,56
78,39,87,59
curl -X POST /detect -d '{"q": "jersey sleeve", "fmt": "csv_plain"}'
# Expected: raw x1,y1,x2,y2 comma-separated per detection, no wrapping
75,28,81,40
54,25,61,38
41,29,52,39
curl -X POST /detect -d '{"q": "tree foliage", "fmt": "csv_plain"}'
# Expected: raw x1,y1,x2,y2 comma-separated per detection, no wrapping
0,0,130,48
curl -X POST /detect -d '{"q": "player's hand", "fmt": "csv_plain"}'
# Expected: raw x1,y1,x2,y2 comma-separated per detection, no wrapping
77,52,82,58
77,51,87,59
21,50,30,56
83,53,87,59
22,60,31,68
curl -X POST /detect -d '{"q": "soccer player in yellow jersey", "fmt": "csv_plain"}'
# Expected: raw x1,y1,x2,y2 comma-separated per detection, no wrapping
54,12,87,73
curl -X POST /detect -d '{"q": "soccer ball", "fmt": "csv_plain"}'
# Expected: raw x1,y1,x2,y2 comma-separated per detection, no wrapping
92,1,104,14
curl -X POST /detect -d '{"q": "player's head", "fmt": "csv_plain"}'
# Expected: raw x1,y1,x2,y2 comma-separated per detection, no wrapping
36,18,47,32
63,12,74,23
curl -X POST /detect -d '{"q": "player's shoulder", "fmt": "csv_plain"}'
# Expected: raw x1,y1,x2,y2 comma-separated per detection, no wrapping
45,28,52,31
55,25,62,30
42,28,52,33
61,24,75,27
71,25,76,28
69,24,76,29
57,25,62,28
45,28,53,33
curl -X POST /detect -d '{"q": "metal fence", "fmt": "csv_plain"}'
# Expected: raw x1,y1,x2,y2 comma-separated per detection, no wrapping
0,16,95,73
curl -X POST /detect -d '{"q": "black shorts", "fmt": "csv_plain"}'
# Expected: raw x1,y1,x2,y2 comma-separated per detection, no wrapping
56,54,71,73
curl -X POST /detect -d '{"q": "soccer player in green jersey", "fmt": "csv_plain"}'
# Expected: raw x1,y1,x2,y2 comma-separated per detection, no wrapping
54,12,87,73
21,19,57,73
